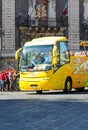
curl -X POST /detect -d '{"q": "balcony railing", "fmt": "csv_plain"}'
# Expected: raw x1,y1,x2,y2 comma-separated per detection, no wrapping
15,15,68,28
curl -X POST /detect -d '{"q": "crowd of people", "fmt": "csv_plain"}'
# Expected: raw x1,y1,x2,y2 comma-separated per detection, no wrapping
0,68,19,91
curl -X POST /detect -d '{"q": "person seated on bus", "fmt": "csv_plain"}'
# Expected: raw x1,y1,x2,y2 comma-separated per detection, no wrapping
45,51,52,64
33,53,45,64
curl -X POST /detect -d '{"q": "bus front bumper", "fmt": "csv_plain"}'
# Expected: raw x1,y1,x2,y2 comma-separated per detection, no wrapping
19,77,52,91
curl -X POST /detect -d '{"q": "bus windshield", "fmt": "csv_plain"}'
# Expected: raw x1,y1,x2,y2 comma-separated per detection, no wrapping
20,45,53,72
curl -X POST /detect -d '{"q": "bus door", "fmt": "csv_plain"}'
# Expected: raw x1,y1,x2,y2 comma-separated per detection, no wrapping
53,41,70,90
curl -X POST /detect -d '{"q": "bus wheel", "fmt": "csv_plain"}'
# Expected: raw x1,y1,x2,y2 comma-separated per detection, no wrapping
64,78,72,93
36,90,42,94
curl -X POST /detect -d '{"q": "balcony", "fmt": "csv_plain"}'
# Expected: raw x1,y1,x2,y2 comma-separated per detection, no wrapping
15,15,68,47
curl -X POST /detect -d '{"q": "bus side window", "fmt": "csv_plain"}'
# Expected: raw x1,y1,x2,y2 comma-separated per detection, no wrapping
57,44,60,66
60,42,70,65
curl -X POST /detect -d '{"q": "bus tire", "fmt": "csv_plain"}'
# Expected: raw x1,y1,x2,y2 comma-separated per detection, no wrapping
64,78,72,93
36,90,42,94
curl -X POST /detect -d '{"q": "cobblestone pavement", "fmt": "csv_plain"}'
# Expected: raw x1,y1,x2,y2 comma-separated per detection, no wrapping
0,89,88,130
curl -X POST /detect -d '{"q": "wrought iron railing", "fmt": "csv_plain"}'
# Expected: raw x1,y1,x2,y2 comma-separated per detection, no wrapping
82,17,88,40
15,15,68,28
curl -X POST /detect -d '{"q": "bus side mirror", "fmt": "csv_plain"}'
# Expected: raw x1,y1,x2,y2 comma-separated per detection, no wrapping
15,48,22,60
53,45,58,65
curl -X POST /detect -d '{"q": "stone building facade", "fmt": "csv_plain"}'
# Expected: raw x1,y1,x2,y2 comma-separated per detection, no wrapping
0,0,87,68
0,0,15,68
0,0,28,68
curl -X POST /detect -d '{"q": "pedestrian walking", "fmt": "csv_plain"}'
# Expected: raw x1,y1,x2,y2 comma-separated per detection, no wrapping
8,69,13,91
5,69,10,91
0,69,6,91
12,70,17,90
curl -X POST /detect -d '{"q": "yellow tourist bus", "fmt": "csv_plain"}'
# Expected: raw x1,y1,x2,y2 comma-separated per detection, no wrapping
15,36,88,93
